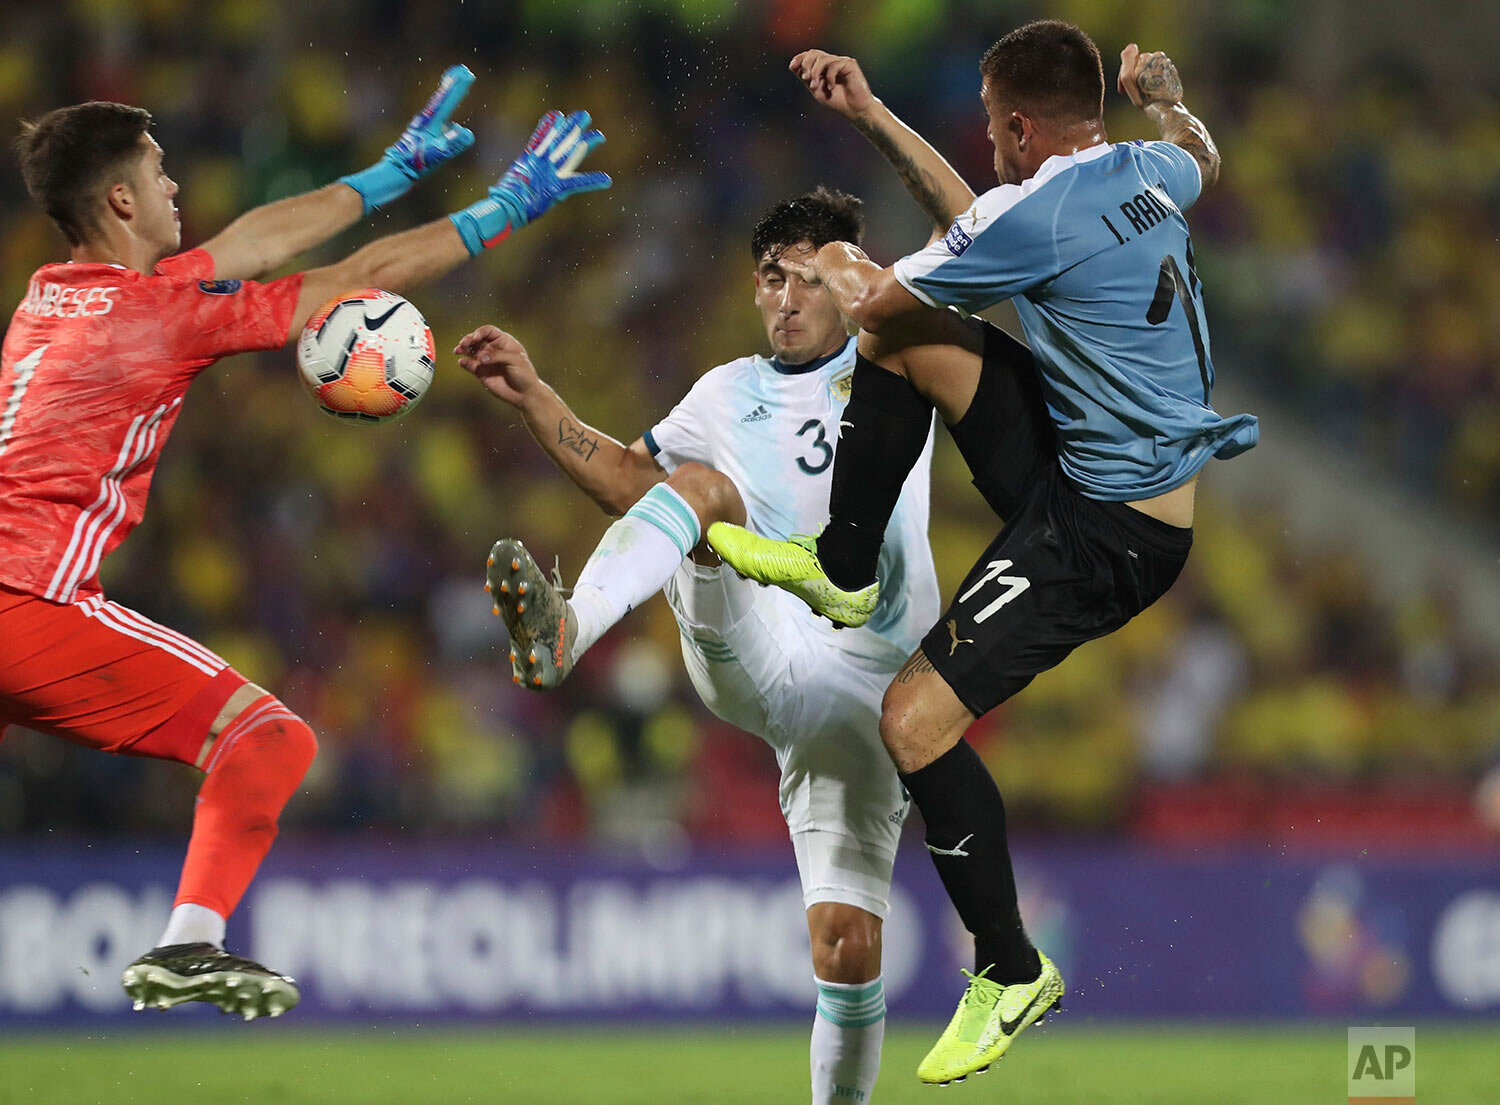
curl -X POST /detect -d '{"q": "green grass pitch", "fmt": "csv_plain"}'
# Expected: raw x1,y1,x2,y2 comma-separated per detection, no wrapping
0,1024,1488,1104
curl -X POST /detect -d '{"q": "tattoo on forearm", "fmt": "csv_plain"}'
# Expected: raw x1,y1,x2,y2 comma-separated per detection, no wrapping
1146,102,1221,189
896,649,936,684
557,417,600,462
854,116,952,230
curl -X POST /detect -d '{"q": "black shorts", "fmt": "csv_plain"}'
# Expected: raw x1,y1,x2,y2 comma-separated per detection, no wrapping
922,322,1194,717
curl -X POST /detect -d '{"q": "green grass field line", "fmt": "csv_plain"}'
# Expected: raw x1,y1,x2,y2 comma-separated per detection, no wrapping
0,1025,1491,1104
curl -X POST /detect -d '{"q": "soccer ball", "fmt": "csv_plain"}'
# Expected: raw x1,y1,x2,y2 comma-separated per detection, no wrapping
296,289,436,423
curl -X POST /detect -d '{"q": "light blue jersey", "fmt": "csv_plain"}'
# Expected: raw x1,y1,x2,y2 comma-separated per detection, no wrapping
893,140,1258,501
645,337,939,655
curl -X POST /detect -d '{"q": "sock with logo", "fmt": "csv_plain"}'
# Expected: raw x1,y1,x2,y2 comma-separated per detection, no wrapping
810,976,885,1105
170,697,318,929
817,356,932,592
569,482,701,662
899,739,1041,985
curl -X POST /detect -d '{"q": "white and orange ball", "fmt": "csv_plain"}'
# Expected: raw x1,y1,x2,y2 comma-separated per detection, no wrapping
296,289,435,423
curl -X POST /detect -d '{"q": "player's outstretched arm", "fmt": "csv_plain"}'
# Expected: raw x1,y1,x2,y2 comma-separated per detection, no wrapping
776,243,923,334
292,218,470,333
289,110,610,335
202,66,477,281
1117,44,1220,189
201,182,364,283
791,50,975,237
455,325,665,516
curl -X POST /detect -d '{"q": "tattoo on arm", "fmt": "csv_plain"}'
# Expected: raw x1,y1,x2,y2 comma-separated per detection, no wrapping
853,116,953,231
1146,102,1221,190
1137,55,1183,106
1133,54,1219,190
557,416,601,462
896,649,936,684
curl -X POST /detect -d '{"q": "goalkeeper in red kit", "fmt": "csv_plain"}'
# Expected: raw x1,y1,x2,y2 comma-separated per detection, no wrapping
0,68,609,1019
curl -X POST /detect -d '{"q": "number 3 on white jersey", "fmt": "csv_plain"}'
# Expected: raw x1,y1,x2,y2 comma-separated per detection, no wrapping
0,344,47,457
958,559,1030,623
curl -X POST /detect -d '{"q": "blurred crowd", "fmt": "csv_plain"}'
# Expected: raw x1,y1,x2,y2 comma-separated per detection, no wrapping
1207,83,1500,525
1,0,1496,846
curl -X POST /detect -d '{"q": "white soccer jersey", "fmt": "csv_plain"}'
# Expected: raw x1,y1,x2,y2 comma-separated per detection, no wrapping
642,338,939,907
645,336,939,656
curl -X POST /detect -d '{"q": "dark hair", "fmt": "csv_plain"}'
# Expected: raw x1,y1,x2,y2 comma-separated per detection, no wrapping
979,20,1104,123
14,101,154,246
750,186,863,262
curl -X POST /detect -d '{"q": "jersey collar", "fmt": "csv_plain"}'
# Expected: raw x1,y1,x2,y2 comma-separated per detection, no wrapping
770,335,855,376
1034,140,1114,182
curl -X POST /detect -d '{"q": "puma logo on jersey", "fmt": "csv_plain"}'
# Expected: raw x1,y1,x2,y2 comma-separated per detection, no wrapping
741,405,771,423
947,619,974,656
926,833,974,858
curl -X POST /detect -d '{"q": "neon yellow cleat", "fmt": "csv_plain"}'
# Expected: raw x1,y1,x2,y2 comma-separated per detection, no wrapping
704,523,878,629
916,953,1064,1085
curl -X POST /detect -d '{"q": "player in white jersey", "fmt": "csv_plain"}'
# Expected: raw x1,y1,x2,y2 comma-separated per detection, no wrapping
454,187,949,1105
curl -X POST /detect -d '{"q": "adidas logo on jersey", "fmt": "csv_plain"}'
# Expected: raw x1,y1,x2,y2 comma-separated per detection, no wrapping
741,405,771,423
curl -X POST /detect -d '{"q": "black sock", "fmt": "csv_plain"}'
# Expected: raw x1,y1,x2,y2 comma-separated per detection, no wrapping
819,356,932,591
900,739,1041,985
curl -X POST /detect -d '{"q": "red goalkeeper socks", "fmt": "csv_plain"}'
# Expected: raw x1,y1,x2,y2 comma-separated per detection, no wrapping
173,695,317,919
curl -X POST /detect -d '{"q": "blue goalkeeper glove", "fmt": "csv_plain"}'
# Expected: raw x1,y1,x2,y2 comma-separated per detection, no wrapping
340,65,476,214
449,109,611,256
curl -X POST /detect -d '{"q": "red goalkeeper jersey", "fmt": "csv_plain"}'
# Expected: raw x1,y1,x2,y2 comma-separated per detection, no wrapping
0,249,303,603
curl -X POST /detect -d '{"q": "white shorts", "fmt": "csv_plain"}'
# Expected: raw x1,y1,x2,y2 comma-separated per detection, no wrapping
791,828,900,919
664,559,911,918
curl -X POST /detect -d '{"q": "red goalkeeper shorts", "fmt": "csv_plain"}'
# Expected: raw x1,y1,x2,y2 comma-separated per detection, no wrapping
0,585,248,767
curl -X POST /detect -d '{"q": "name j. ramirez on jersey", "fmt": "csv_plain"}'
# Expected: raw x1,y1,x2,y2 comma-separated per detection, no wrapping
18,281,118,318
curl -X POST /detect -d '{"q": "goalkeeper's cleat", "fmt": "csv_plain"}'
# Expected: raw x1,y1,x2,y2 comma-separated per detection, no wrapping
916,953,1064,1085
487,538,577,691
704,524,878,629
121,943,299,1021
